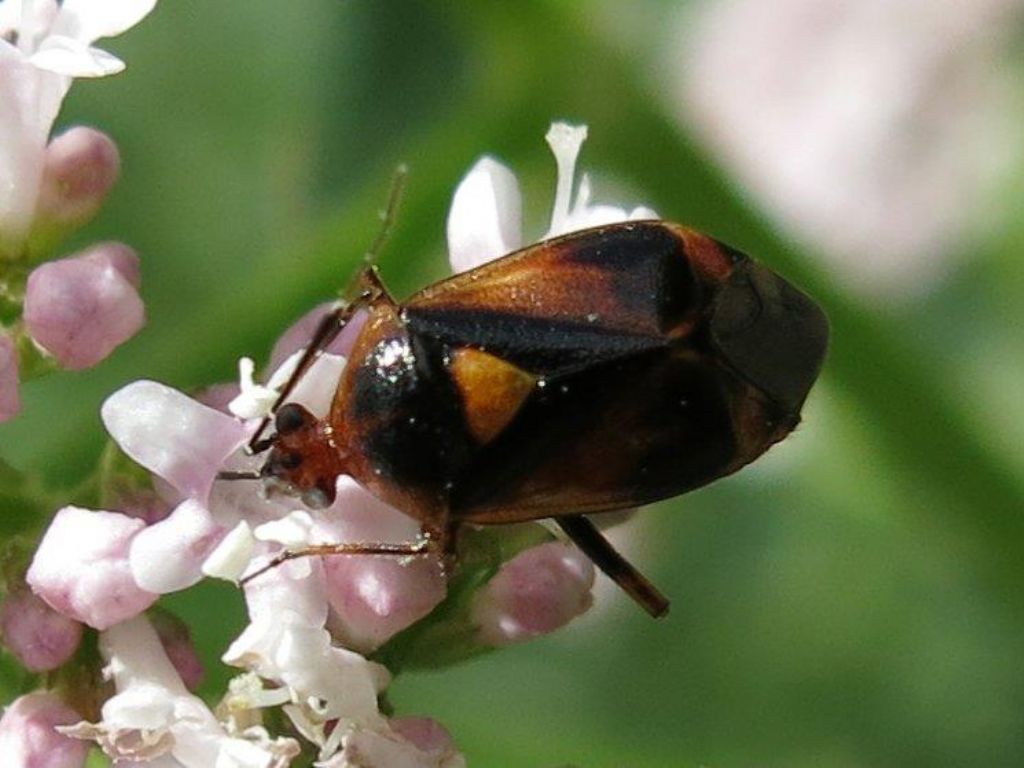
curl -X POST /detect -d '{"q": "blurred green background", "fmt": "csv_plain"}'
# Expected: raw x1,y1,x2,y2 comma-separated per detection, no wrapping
3,1,1024,766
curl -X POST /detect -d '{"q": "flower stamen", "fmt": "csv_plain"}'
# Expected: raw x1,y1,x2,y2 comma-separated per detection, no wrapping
545,122,588,235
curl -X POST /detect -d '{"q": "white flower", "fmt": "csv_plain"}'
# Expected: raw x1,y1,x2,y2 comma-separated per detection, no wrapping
223,554,419,763
446,121,657,273
229,351,346,422
61,615,301,767
0,0,157,247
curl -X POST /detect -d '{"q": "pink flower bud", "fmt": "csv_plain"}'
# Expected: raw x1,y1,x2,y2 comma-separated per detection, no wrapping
151,612,205,691
35,126,120,230
26,506,158,631
1,587,83,673
0,691,90,768
472,541,595,646
23,243,145,370
390,716,460,756
323,555,447,654
0,331,19,423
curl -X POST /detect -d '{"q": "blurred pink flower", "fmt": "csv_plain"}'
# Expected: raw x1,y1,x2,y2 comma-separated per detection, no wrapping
472,541,595,646
34,125,120,231
0,330,19,422
0,585,83,672
0,691,89,768
678,0,1022,296
324,723,466,768
390,717,463,759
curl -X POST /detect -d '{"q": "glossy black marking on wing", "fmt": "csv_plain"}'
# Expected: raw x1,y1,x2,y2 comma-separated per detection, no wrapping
405,309,663,375
551,223,697,331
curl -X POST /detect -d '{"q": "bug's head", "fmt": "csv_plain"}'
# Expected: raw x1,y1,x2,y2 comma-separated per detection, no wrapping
258,403,340,509
709,259,830,417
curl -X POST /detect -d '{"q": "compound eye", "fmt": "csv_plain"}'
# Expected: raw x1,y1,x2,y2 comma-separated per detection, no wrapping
301,486,333,509
275,403,307,435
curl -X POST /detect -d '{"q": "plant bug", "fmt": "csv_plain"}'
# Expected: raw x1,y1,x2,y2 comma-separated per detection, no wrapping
235,220,829,618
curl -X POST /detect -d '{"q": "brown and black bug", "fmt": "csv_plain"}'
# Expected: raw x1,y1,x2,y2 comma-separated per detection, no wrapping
236,220,829,618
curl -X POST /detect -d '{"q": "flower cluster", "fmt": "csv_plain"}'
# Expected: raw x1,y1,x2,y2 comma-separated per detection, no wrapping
0,0,156,422
1,120,652,766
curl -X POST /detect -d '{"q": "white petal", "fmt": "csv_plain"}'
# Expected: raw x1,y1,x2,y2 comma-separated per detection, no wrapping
549,168,658,237
545,122,588,235
254,510,316,548
264,351,302,391
129,500,223,593
101,616,188,694
446,156,522,272
228,357,278,420
557,203,649,234
0,0,22,37
288,352,346,419
202,521,256,582
50,0,157,43
28,35,124,76
241,553,328,628
629,205,659,220
102,681,176,731
102,380,250,503
0,52,62,242
3,0,58,52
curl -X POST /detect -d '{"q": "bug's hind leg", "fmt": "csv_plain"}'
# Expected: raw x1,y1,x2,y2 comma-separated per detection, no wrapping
555,515,670,619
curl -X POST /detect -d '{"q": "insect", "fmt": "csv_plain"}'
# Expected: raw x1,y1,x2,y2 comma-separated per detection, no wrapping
236,220,829,618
